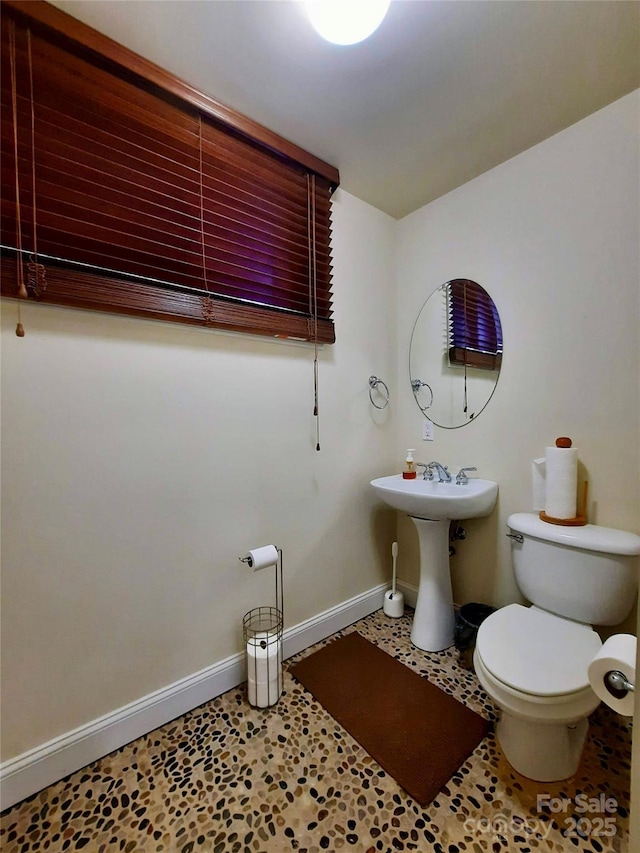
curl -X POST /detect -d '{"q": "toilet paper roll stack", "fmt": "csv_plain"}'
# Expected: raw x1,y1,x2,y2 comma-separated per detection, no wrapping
247,632,282,708
545,444,578,520
588,634,636,716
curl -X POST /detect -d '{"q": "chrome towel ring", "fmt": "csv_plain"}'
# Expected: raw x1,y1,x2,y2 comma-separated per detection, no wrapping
411,378,433,410
369,376,390,409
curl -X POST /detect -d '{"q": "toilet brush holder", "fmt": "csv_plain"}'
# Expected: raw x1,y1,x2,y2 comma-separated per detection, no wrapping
383,589,405,618
383,541,404,618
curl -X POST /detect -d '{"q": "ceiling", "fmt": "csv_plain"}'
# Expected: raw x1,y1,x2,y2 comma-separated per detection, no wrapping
52,0,640,219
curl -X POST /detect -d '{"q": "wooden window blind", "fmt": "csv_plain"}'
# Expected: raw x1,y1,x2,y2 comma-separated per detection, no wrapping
447,279,503,371
0,1,339,343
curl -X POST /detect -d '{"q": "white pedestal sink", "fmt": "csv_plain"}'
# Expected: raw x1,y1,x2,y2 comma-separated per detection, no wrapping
370,474,498,652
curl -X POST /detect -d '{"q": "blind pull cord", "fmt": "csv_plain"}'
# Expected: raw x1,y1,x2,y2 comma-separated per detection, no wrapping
308,174,320,451
26,28,46,300
9,20,26,335
462,281,468,414
198,116,215,326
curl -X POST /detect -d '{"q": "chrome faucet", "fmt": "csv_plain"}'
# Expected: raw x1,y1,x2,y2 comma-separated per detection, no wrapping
455,466,477,485
427,461,451,483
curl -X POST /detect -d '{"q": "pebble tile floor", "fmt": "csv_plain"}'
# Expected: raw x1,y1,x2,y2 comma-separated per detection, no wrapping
1,608,632,852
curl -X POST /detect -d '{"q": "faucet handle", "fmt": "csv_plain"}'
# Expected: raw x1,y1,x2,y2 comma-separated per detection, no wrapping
455,467,477,485
416,463,432,480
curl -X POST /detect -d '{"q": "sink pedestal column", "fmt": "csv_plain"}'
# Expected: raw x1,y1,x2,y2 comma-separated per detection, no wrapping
409,517,455,652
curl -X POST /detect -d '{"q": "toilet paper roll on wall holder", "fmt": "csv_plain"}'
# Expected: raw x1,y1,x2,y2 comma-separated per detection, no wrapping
605,669,635,698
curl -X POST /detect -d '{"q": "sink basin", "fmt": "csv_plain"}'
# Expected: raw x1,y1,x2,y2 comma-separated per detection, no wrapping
370,474,498,520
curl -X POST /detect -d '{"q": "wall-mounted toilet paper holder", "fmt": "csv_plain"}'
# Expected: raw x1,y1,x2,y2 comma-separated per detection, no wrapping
605,669,635,698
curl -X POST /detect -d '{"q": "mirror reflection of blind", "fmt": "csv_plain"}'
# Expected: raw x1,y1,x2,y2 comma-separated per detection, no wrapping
447,279,503,370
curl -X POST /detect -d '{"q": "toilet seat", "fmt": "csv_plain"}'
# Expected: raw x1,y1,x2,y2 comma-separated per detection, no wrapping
476,604,602,697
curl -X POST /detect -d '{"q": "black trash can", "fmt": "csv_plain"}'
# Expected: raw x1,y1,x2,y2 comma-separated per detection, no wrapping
454,603,495,652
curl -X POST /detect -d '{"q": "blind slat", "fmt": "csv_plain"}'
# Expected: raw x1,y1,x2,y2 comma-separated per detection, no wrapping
1,7,337,341
0,256,335,342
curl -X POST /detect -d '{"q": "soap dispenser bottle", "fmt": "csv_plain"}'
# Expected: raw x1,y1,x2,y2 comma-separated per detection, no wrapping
403,449,417,479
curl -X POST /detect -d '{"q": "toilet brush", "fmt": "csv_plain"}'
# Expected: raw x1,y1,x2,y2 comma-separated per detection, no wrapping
383,541,404,618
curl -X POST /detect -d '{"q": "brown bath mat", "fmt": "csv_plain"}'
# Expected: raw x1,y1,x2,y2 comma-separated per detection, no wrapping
289,631,489,806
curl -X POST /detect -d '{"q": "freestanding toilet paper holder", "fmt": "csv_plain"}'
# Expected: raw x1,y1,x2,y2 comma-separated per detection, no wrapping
240,548,284,709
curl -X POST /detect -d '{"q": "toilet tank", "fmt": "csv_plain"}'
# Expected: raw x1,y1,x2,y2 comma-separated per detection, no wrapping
507,513,640,626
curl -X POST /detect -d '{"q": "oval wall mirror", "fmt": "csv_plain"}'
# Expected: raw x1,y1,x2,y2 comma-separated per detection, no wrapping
409,279,503,429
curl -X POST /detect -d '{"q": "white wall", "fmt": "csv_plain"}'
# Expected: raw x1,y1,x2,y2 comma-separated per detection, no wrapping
394,91,640,619
0,189,397,762
2,85,638,808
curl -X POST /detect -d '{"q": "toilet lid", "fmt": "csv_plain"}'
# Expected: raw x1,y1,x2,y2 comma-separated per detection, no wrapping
476,604,602,697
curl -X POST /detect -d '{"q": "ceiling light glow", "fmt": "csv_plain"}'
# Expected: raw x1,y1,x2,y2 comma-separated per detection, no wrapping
305,0,391,46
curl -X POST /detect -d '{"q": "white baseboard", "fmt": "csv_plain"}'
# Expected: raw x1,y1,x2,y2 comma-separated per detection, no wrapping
0,583,387,811
283,582,388,658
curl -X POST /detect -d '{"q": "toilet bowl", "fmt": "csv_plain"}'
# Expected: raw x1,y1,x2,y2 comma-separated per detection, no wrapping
474,603,602,781
473,512,640,782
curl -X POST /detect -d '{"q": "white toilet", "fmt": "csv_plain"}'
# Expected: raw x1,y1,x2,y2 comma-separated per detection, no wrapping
473,512,640,782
